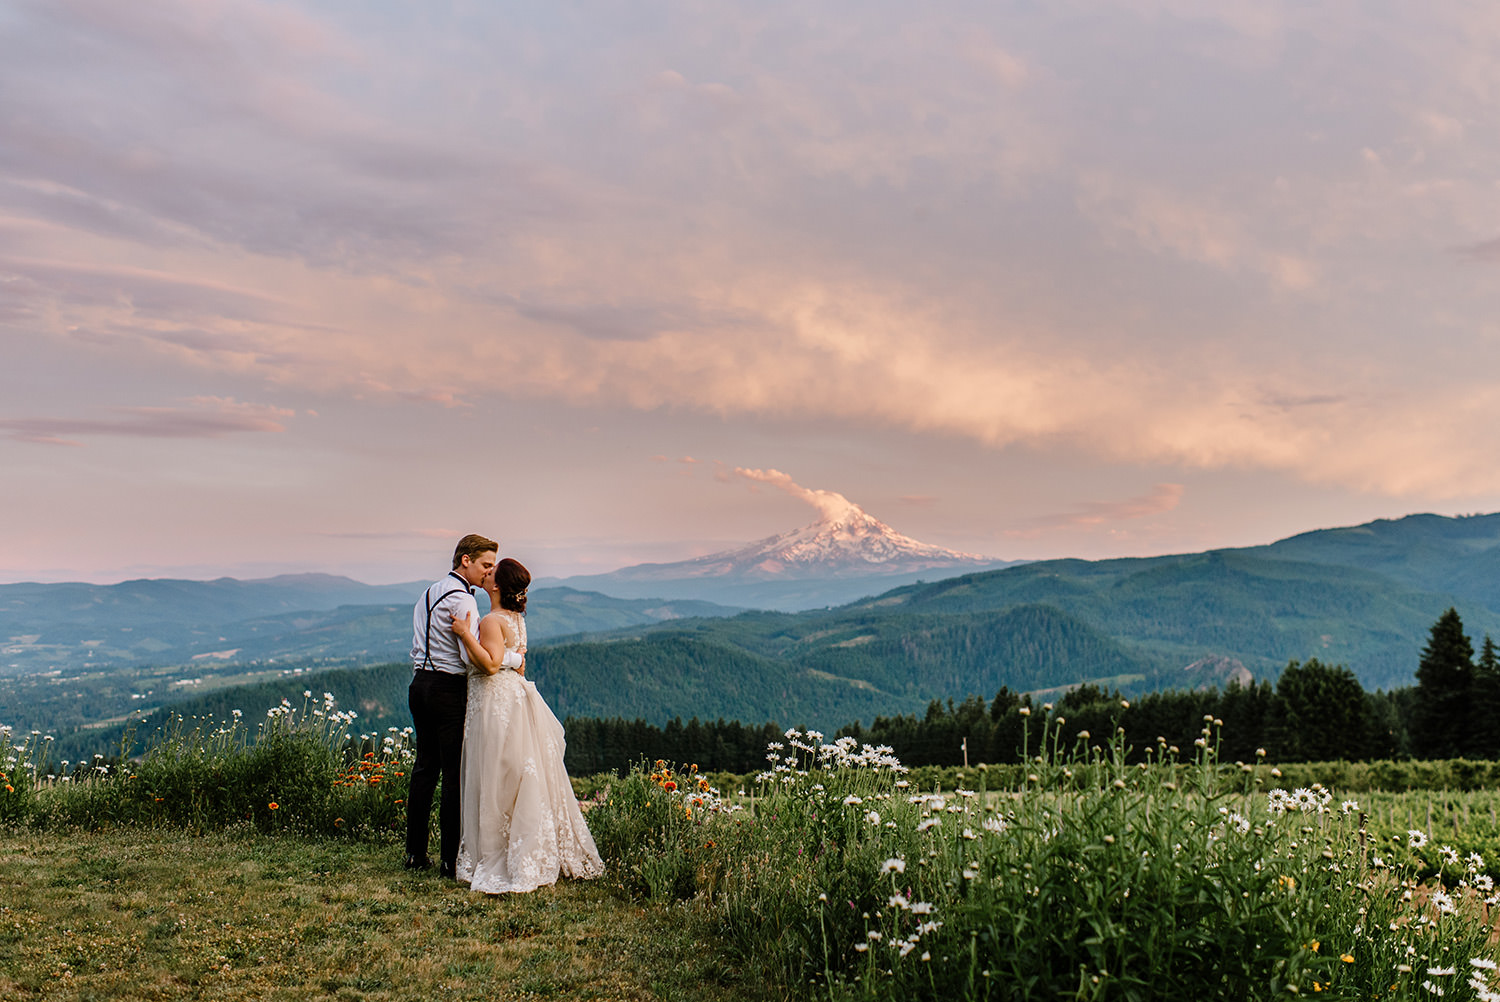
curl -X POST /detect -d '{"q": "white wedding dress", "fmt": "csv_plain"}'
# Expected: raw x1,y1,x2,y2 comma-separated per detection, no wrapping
456,608,604,893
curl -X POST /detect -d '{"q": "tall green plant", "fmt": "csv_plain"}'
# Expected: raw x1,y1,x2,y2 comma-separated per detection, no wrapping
16,692,415,839
588,713,1500,1000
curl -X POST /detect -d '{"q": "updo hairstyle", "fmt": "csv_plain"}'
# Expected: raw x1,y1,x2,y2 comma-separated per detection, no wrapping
494,557,530,614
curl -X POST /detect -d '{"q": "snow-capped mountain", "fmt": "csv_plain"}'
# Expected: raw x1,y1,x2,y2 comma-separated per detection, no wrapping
550,500,1011,610
611,499,993,582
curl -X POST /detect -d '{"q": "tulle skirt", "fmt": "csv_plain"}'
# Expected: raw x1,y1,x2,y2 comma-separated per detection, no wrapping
455,670,604,893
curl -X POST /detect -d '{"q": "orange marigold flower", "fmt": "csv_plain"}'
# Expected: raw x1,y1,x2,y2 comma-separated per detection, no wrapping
363,751,375,759
4,785,12,794
663,780,677,791
394,799,404,805
268,802,280,810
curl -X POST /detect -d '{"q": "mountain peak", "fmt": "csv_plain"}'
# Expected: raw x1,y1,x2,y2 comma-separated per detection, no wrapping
610,500,994,583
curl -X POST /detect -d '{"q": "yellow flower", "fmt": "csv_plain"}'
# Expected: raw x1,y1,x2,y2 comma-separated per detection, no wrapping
1341,954,1354,963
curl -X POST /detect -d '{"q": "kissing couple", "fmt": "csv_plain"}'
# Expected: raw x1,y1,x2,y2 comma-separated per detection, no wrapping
403,533,603,893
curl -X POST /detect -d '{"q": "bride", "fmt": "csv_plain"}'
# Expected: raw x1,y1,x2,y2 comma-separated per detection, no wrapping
449,557,603,893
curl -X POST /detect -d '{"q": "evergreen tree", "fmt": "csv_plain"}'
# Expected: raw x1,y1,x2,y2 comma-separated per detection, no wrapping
1410,608,1474,759
1363,691,1403,760
1216,679,1277,764
1271,659,1369,761
1471,635,1500,759
987,692,1032,764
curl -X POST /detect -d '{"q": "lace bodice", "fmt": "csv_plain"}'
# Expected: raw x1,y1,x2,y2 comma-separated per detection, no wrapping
498,608,526,658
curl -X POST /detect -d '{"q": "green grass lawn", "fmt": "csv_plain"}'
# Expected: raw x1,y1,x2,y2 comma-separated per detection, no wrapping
0,827,770,1002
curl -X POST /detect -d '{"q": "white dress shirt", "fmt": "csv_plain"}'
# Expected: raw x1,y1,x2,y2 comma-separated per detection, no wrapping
411,572,480,674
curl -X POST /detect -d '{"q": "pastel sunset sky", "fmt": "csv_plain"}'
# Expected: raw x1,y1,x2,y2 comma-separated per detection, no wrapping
4,1,1500,585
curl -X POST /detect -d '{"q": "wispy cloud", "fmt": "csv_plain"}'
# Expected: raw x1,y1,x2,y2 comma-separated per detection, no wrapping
315,528,464,541
1453,238,1500,262
1019,484,1186,532
4,0,1500,504
0,398,292,446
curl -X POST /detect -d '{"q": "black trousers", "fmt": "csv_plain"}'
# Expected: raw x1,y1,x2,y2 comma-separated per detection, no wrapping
405,670,468,866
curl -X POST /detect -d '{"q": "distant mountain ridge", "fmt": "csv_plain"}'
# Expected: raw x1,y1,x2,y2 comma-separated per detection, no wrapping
13,510,1500,755
0,576,739,677
521,511,1500,728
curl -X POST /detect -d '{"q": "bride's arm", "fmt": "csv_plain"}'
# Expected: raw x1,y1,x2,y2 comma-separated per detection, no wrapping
450,614,509,675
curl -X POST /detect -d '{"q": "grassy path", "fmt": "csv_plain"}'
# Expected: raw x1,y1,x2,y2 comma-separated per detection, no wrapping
0,827,768,1002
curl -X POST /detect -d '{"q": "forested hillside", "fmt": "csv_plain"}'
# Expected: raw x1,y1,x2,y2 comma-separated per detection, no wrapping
22,512,1500,760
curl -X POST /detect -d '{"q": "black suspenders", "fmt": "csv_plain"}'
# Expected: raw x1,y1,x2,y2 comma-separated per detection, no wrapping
420,572,473,669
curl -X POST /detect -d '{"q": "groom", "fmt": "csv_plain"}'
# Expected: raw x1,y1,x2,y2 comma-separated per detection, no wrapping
404,533,523,878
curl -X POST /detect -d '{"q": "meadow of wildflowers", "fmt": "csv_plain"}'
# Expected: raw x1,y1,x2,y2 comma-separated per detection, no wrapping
7,693,1500,999
586,710,1500,1001
0,691,415,838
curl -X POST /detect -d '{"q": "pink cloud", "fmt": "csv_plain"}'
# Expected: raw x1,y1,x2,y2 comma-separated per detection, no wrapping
317,528,466,541
1017,484,1186,532
1454,237,1500,262
7,0,1500,508
0,397,293,446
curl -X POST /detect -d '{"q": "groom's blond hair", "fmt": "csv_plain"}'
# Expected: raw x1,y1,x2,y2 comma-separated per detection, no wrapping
452,533,499,569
